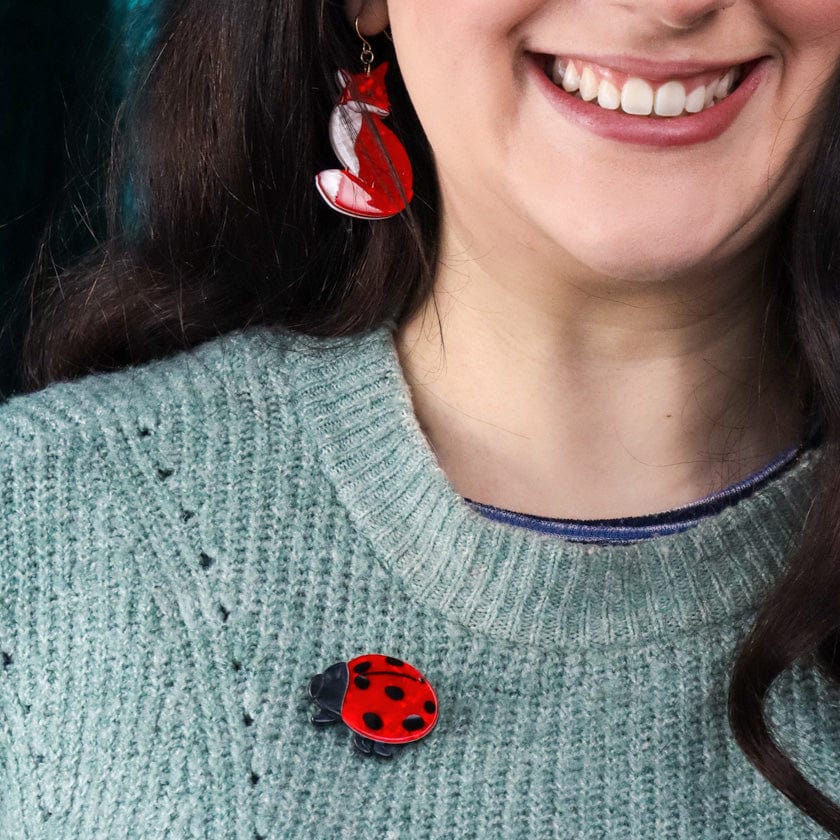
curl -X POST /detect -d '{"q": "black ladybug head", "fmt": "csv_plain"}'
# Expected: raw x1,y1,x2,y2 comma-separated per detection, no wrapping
307,661,349,716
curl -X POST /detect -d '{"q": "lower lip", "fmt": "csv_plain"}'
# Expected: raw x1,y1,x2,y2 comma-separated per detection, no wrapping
527,54,768,148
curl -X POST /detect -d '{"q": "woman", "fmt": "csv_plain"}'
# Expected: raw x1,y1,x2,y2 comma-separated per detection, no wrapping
2,0,840,836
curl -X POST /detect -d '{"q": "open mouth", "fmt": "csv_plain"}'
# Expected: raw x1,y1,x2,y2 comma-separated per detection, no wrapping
536,54,757,119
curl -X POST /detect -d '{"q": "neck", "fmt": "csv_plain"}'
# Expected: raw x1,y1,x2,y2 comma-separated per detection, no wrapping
395,237,803,519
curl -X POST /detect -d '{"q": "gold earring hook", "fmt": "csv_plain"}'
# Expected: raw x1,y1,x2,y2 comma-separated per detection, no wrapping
354,16,375,75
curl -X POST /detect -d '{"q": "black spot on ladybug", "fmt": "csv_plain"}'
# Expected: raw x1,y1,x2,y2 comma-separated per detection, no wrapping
385,685,404,701
354,675,370,690
362,712,383,730
402,714,425,732
385,656,404,667
353,661,372,673
424,700,437,714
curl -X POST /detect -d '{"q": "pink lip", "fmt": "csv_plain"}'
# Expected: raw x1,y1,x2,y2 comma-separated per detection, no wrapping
527,53,769,148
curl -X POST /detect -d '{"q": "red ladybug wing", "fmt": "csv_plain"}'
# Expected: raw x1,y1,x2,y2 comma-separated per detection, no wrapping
342,654,439,744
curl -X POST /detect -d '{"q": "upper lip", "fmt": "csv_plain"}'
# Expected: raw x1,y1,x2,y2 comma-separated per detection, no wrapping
531,52,764,81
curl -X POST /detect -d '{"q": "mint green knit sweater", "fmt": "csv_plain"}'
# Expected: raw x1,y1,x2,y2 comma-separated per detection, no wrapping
0,324,837,839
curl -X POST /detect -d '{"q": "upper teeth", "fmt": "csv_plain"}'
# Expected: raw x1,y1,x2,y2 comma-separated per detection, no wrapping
551,58,741,118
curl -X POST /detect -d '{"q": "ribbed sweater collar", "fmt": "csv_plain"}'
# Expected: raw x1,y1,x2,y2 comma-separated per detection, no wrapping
287,324,817,653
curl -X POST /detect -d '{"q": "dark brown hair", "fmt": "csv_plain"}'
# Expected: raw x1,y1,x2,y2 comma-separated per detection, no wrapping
16,1,840,833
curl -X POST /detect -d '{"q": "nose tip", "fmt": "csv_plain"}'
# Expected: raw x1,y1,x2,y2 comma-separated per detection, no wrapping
656,0,735,30
613,0,735,32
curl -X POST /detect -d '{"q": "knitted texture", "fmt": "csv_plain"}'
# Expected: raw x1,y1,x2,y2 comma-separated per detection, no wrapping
0,324,837,839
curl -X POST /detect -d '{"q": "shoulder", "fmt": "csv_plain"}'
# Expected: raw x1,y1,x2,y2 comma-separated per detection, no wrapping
0,323,392,541
0,324,388,460
0,322,383,620
0,326,303,446
0,323,386,524
0,325,349,564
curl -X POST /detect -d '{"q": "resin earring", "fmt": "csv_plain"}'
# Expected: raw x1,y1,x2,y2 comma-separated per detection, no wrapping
315,19,414,219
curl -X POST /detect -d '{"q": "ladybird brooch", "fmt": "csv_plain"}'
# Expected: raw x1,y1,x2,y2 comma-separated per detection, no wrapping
307,653,439,757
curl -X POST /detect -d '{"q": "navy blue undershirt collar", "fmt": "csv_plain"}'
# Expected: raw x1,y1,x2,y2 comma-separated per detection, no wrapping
464,442,812,545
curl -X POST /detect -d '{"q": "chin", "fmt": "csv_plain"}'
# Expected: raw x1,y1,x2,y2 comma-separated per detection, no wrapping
563,238,738,286
548,212,750,286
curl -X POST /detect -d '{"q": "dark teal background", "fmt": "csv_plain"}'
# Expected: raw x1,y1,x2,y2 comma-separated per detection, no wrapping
0,0,154,395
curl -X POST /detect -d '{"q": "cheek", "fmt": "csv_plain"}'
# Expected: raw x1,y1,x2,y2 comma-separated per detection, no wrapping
390,0,545,58
764,1,840,129
762,0,840,33
389,2,528,159
762,0,840,76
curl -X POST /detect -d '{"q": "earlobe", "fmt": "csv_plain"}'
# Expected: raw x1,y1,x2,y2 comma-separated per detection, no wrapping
344,0,389,37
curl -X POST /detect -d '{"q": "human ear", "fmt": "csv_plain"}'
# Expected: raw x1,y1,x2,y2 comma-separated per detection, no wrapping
343,0,389,37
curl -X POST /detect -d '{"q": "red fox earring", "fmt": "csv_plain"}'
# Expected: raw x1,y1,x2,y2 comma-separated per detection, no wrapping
315,19,414,220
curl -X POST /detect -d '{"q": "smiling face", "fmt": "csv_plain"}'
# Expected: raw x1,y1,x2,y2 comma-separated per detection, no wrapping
378,0,840,285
